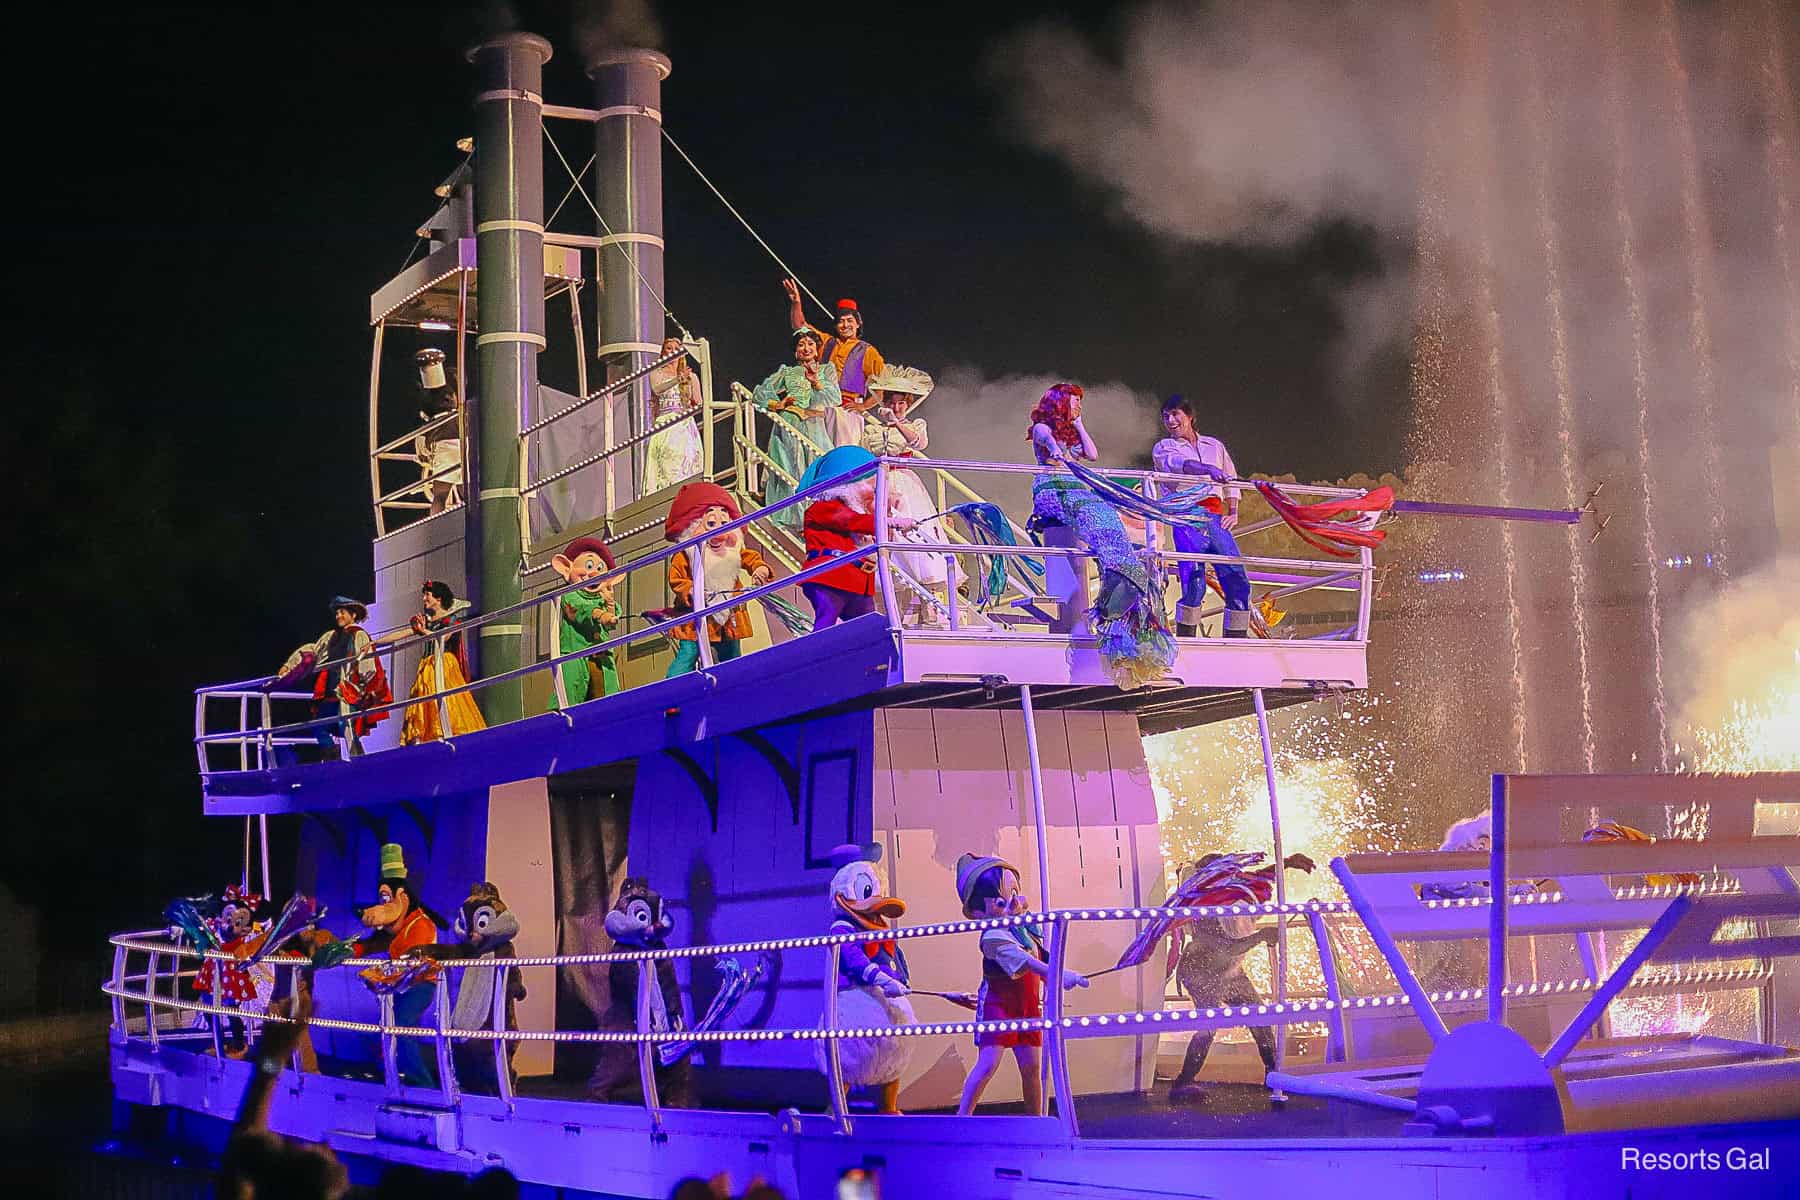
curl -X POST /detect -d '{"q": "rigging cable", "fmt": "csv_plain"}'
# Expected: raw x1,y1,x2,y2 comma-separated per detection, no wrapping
659,125,833,327
544,126,691,341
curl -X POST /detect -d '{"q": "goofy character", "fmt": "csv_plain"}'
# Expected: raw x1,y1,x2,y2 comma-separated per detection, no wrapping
549,536,622,708
662,482,774,676
588,878,692,1107
350,843,446,1088
417,881,525,1092
815,844,915,1115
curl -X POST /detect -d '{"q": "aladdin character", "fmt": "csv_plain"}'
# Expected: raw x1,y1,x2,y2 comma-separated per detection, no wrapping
400,579,486,745
815,844,915,1115
416,881,525,1091
1152,395,1251,638
1166,851,1315,1103
350,843,445,1088
795,446,915,631
662,482,774,677
194,886,275,1058
860,365,969,625
954,854,1088,1116
645,335,705,494
549,536,622,709
751,326,839,528
1029,384,1176,689
782,279,887,428
588,878,692,1107
277,596,390,757
414,348,463,516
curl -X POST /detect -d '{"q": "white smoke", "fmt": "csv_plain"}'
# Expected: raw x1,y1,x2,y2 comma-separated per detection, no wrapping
920,367,1162,514
991,2,1430,248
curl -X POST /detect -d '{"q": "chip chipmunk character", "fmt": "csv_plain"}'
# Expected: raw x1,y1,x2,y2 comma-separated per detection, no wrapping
587,878,692,1107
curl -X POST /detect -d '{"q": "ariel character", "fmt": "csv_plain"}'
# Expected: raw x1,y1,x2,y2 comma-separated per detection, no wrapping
1027,384,1176,690
549,536,622,708
815,844,915,1115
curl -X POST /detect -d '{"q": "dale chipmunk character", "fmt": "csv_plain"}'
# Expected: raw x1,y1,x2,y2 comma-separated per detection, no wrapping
662,482,774,677
954,854,1088,1117
815,844,916,1115
414,881,526,1091
587,878,692,1107
549,536,622,708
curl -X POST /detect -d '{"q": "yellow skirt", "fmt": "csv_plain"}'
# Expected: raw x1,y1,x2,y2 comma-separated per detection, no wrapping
401,652,487,745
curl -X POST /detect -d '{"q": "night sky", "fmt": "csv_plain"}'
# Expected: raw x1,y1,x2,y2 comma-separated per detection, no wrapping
5,2,1396,1001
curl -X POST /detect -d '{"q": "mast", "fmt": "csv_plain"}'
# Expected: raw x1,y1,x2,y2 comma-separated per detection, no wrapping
466,31,552,724
585,45,672,504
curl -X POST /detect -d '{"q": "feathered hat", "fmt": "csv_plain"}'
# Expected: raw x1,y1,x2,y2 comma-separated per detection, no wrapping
868,364,934,410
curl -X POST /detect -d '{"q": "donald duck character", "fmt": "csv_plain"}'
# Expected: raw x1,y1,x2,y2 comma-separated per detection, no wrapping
816,843,915,1114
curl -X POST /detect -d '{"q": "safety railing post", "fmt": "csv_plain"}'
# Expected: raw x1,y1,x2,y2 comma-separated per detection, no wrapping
1357,544,1375,642
550,596,572,711
1251,687,1289,1099
874,461,900,628
1306,909,1346,1063
946,554,960,629
635,960,665,1135
434,972,458,1106
690,544,713,670
1044,916,1078,1137
259,692,273,770
109,944,128,1036
238,695,249,771
145,951,161,1049
492,959,515,1108
380,993,400,1096
823,942,851,1135
433,633,452,739
194,692,211,778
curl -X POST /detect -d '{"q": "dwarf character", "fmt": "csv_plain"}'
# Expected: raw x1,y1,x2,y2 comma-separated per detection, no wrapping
663,482,775,676
417,881,525,1092
549,537,622,709
953,855,1088,1117
815,844,915,1114
587,878,691,1107
794,446,915,631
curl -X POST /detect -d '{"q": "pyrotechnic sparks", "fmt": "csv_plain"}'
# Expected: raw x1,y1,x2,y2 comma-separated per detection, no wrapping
1682,650,1800,773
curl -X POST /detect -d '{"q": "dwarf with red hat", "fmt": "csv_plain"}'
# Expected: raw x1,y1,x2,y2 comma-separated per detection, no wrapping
781,279,887,446
549,535,622,708
662,482,774,677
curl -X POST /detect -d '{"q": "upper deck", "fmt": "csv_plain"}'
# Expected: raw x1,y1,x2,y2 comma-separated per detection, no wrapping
194,456,1376,815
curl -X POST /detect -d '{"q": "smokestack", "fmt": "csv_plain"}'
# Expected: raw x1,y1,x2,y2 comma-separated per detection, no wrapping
466,31,552,725
585,46,672,504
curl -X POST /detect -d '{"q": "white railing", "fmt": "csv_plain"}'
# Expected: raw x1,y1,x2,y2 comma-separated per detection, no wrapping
195,456,1378,776
106,884,1778,1137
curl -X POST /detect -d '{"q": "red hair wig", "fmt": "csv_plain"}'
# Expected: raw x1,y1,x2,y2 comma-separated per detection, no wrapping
1026,382,1084,447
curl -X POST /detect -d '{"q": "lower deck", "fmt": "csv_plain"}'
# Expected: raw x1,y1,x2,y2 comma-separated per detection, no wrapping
110,1035,1799,1199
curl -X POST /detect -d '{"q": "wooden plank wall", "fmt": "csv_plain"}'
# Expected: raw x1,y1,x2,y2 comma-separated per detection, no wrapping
875,707,1165,1109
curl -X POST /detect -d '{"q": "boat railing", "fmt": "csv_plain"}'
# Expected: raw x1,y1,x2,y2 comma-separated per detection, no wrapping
194,456,1377,776
104,879,1783,1138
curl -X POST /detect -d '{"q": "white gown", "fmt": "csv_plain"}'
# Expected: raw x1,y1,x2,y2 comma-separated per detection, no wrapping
644,366,704,494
